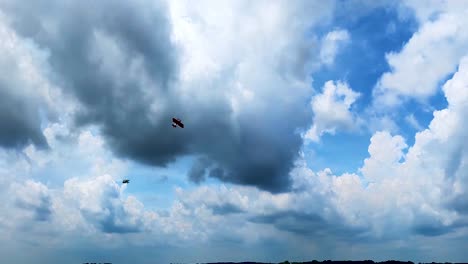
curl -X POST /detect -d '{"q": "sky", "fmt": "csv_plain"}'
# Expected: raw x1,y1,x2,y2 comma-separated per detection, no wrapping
0,0,468,263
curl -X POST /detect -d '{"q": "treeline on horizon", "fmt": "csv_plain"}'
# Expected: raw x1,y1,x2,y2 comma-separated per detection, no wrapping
186,260,463,264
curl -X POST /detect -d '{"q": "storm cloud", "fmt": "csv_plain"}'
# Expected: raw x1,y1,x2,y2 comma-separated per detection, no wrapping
0,88,47,149
0,15,52,150
0,0,333,192
3,1,468,263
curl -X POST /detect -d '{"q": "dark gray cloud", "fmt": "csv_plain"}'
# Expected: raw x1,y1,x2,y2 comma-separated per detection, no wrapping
412,223,451,237
202,111,309,192
450,194,468,214
1,0,314,193
248,210,367,241
0,19,50,150
410,208,468,237
0,88,48,149
1,0,184,162
188,156,212,183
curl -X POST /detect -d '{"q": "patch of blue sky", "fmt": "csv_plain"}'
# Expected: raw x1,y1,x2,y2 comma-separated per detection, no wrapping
33,158,90,188
303,5,419,175
302,132,370,176
121,154,226,210
313,6,418,110
122,155,195,210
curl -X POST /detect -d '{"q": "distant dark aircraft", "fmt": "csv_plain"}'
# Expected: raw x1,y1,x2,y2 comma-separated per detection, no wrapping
172,117,184,128
122,179,129,184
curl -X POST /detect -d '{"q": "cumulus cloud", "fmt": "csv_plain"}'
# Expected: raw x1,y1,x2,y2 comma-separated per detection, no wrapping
339,56,468,237
1,0,181,159
0,0,337,193
374,1,468,108
169,56,468,244
320,29,350,66
0,12,60,149
2,63,468,257
2,1,468,262
12,180,53,221
63,175,145,234
0,126,137,250
305,81,362,142
6,122,130,187
162,0,336,192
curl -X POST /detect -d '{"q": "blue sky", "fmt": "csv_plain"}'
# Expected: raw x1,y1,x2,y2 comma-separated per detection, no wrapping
1,0,468,263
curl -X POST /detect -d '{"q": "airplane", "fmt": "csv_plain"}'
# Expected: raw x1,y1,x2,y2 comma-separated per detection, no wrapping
172,117,184,128
122,179,130,184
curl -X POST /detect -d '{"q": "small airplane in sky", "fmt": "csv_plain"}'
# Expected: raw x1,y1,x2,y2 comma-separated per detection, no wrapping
172,117,184,128
122,179,130,184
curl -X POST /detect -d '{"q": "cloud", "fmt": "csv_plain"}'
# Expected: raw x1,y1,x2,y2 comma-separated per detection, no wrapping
2,72,468,259
360,131,408,183
336,56,468,238
0,127,140,252
187,156,212,184
174,176,358,243
0,0,337,193
374,2,468,108
12,180,53,221
157,0,336,192
2,0,182,160
305,80,362,142
0,13,56,149
320,29,350,66
173,56,468,243
63,175,145,234
2,1,468,262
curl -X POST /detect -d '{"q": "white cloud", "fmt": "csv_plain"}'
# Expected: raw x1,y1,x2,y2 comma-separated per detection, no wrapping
63,174,146,234
400,1,466,24
3,59,468,255
1,1,468,262
335,56,468,237
166,55,468,245
374,2,468,108
169,0,335,114
320,29,350,66
10,180,52,223
0,127,133,248
360,131,407,182
0,0,339,253
305,80,362,142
